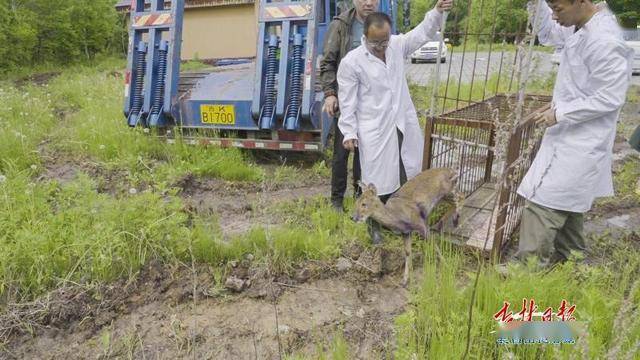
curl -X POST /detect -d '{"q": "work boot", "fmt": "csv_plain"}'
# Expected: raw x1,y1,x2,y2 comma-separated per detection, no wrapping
331,198,344,213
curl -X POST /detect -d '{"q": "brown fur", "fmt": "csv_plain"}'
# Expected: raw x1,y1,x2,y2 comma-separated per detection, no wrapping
353,168,463,286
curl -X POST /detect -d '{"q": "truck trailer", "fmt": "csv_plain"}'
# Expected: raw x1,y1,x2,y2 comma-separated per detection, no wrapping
123,0,398,152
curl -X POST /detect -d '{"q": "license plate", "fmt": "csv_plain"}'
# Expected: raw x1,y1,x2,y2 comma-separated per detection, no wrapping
200,104,236,125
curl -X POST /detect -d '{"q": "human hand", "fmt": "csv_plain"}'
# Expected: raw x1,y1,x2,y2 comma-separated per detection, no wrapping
343,139,358,151
436,0,453,13
534,107,557,128
323,95,339,117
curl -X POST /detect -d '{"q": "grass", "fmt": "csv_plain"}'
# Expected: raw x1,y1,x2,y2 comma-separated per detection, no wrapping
0,60,358,302
409,69,556,131
614,156,640,204
450,42,555,54
0,84,57,173
0,170,191,299
180,60,212,72
394,239,640,359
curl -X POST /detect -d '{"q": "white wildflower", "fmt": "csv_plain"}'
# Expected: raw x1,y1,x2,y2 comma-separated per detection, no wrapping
0,174,6,183
129,188,138,194
30,165,37,171
99,144,106,150
143,128,150,133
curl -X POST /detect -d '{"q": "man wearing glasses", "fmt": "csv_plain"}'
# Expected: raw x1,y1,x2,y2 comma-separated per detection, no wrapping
321,0,380,214
337,0,453,244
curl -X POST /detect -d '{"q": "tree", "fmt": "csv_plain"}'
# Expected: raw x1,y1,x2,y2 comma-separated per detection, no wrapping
607,0,640,29
0,0,122,72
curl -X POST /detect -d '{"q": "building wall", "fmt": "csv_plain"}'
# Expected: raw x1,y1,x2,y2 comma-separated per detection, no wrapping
181,4,258,60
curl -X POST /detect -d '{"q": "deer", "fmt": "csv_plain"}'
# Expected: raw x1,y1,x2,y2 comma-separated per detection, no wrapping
352,168,463,287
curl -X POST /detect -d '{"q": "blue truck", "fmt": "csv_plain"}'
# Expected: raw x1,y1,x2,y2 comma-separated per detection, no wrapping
123,0,398,152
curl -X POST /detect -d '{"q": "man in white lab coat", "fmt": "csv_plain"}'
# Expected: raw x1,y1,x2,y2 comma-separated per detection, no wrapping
516,0,633,265
337,1,452,243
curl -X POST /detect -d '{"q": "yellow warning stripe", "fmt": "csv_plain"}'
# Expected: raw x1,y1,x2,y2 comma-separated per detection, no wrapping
266,7,286,18
153,13,171,26
290,5,309,17
134,14,151,27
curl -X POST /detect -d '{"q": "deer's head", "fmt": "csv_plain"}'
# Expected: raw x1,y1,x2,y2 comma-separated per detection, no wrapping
352,181,381,223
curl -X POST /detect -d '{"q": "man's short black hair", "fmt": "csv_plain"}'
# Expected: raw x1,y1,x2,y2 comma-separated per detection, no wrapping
364,12,392,36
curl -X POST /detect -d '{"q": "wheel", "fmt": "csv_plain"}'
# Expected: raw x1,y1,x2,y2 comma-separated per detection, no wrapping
440,57,446,63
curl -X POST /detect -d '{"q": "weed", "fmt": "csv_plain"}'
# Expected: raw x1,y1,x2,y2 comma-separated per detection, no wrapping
181,60,211,72
394,238,640,359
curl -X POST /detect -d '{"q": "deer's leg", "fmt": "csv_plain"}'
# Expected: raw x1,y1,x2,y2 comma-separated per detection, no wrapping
452,188,464,228
402,234,412,287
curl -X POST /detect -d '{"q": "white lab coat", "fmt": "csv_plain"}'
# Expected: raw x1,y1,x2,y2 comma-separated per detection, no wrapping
518,3,633,213
337,9,443,195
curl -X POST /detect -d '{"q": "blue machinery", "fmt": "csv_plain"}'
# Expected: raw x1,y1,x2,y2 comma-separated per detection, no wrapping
124,0,398,151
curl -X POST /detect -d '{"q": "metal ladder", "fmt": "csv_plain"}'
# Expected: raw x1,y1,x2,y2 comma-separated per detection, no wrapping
124,0,184,128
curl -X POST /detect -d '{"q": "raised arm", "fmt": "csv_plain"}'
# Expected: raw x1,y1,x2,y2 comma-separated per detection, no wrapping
397,4,447,58
528,0,573,48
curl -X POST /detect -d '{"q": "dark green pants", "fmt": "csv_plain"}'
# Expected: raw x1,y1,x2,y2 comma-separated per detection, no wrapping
516,200,586,266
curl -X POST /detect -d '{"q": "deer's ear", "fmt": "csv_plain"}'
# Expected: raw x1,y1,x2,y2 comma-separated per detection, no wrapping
367,183,377,194
357,181,367,190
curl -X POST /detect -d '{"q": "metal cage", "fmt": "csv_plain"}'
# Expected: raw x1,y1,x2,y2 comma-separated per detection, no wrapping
420,0,552,259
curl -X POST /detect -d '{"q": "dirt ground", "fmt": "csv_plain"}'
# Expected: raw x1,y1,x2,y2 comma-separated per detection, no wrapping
175,172,330,237
1,244,412,360
2,87,639,360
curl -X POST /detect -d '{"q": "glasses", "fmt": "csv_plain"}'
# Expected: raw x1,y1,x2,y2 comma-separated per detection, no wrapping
366,39,389,49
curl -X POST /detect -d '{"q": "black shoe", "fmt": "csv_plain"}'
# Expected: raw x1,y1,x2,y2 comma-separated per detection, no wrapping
331,198,344,212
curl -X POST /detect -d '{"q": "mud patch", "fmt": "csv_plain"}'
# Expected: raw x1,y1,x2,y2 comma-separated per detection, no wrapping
36,153,129,196
14,72,61,88
176,173,330,236
2,247,415,360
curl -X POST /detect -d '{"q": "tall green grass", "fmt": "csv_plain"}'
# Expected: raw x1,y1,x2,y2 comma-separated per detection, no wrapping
45,64,262,183
0,170,191,300
0,84,56,173
410,69,556,119
0,61,360,301
394,240,640,359
190,196,368,273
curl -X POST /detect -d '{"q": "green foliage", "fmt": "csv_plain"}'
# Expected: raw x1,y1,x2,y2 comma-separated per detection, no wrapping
608,0,640,28
0,0,124,73
466,0,529,43
402,0,529,45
